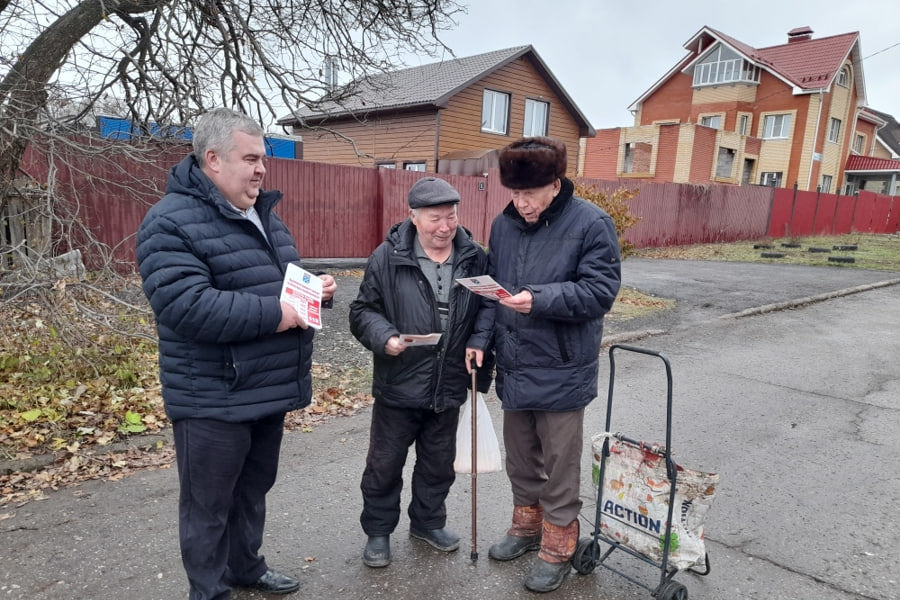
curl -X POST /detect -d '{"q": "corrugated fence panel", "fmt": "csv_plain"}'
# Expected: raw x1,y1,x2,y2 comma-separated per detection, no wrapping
768,187,794,237
265,160,380,259
853,191,877,233
790,190,818,237
813,192,839,235
887,197,900,233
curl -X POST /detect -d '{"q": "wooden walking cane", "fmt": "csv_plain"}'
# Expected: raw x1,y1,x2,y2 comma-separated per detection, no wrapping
469,353,479,561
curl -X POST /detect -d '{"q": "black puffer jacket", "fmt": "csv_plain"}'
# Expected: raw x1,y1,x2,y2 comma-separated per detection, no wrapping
467,179,621,412
349,219,492,412
136,154,314,422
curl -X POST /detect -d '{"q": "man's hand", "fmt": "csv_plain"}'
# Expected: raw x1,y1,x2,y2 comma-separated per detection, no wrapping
318,274,337,302
500,289,533,314
465,348,483,373
277,301,309,332
384,335,407,356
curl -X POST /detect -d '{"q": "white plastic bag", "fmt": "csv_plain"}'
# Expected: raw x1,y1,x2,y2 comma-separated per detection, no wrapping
591,433,718,571
454,392,503,473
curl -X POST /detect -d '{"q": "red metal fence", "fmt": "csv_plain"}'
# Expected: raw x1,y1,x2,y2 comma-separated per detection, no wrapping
11,143,899,271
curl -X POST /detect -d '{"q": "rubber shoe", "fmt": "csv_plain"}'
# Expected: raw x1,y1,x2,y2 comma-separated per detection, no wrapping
248,569,300,595
409,526,460,552
488,533,541,561
363,535,391,568
524,557,571,593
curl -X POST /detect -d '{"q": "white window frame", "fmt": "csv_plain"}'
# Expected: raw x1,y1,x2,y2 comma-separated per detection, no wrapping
376,162,396,169
403,162,426,172
821,175,833,193
700,115,722,130
523,98,549,137
854,134,865,153
692,44,761,87
828,118,841,143
762,114,791,139
739,114,750,136
481,89,510,134
760,171,783,187
837,67,849,87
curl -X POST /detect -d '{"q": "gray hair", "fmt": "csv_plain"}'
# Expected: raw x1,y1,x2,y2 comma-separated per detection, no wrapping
192,108,264,167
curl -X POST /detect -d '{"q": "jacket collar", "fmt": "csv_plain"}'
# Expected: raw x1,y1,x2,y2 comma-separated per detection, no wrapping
502,177,574,230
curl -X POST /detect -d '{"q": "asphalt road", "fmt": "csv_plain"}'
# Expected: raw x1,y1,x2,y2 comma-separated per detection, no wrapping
2,258,899,600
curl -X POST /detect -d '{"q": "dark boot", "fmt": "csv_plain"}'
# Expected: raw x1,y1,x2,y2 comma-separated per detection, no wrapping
488,504,543,561
363,535,391,568
524,519,579,593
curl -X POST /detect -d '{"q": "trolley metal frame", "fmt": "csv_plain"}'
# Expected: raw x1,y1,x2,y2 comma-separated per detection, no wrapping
572,344,710,600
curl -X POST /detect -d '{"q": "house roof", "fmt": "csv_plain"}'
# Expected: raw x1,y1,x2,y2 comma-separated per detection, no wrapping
861,107,900,157
277,46,595,137
629,26,864,111
844,154,900,173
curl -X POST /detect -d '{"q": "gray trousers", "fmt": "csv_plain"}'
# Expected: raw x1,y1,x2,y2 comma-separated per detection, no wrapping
502,408,585,525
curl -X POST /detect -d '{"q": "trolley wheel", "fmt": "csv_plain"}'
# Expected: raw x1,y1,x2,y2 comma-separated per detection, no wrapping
655,580,688,600
571,537,599,575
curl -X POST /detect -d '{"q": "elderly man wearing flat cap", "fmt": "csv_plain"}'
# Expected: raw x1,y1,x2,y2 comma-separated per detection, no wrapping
349,176,493,568
466,137,622,593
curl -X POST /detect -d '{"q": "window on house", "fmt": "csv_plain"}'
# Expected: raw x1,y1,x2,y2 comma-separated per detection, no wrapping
760,171,783,187
854,134,864,153
821,175,833,193
700,115,722,129
403,162,426,172
623,143,634,173
716,147,736,178
762,114,791,139
692,44,761,87
844,181,859,195
739,114,750,136
524,99,549,136
481,89,510,134
828,118,841,143
837,66,849,87
376,162,396,169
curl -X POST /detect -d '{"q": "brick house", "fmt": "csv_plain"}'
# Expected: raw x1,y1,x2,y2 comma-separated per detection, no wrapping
582,26,900,194
277,46,594,177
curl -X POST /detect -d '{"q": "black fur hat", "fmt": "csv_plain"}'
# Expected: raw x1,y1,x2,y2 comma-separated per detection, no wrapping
498,136,567,189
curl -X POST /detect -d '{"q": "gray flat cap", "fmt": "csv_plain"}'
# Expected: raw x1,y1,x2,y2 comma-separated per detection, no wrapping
408,176,461,209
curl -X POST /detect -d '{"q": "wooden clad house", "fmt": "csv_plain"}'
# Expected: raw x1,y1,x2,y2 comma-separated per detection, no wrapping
582,26,900,194
277,46,594,177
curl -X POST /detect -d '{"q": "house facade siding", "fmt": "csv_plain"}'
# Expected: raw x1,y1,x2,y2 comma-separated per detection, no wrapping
289,54,586,178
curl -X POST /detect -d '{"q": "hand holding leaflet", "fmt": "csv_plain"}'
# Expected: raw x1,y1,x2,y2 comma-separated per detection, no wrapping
280,263,324,329
455,275,512,300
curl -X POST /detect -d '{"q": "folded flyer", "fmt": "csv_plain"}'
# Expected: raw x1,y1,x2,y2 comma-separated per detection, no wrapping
280,263,323,329
455,275,512,300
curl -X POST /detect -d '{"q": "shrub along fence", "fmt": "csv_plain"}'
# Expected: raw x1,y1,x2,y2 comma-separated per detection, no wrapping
12,143,899,271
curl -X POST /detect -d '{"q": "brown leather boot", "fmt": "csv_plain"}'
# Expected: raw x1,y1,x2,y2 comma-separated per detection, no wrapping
488,504,543,561
524,519,579,593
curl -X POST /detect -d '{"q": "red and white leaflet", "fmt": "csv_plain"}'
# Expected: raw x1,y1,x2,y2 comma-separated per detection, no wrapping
455,275,512,300
280,263,324,329
399,333,442,346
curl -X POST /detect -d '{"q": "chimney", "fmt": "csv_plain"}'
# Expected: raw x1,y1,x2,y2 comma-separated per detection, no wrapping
787,26,813,43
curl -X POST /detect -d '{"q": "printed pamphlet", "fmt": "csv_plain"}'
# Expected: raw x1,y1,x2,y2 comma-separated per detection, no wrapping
280,263,323,329
455,275,512,300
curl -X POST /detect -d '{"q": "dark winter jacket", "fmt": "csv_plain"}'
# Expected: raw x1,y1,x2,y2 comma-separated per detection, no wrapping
349,219,492,412
467,178,621,411
136,154,314,422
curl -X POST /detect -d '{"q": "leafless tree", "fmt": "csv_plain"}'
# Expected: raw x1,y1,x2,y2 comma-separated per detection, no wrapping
0,0,462,340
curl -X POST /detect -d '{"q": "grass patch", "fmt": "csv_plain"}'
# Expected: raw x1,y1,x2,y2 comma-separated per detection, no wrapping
633,233,900,271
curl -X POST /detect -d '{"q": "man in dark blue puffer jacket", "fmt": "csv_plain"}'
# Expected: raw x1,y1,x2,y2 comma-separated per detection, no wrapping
137,108,336,600
466,137,621,593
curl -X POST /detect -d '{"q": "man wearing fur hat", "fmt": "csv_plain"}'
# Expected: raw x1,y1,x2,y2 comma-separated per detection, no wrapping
350,176,493,569
466,137,621,592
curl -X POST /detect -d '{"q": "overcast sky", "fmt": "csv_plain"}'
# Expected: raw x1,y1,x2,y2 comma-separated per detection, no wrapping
421,0,900,130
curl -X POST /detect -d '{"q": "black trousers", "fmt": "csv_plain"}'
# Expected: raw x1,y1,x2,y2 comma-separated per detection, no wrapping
173,414,284,600
360,402,459,536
